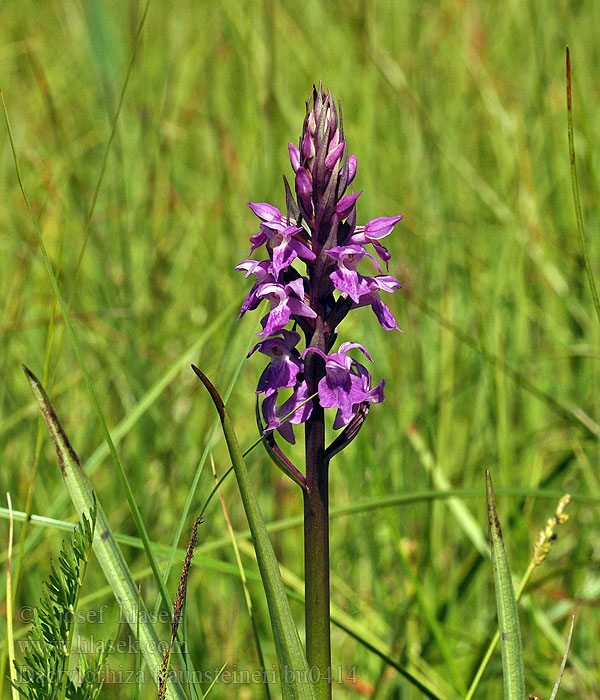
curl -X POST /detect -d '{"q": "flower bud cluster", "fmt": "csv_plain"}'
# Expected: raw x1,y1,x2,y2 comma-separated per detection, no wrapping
237,85,403,446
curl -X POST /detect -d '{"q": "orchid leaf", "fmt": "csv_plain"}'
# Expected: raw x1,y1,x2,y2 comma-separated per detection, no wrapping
192,365,316,700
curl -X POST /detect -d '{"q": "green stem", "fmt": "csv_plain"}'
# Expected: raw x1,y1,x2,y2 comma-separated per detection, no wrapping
303,398,332,700
566,46,600,326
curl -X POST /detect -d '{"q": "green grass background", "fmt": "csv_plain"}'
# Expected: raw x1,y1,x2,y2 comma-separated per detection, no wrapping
2,0,600,697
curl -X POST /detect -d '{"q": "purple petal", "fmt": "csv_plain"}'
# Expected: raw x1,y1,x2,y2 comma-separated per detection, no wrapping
276,420,296,444
330,267,367,304
286,278,306,299
257,359,301,396
286,297,317,319
272,242,298,278
347,155,357,184
281,381,313,424
248,202,283,222
291,238,316,262
302,346,328,362
249,230,268,253
295,168,313,217
370,297,402,332
239,286,259,318
326,244,366,265
262,393,279,429
260,307,290,337
288,142,300,172
367,377,386,404
262,394,296,444
372,241,391,267
332,408,350,430
324,141,345,169
364,215,403,239
317,372,353,411
369,275,401,294
236,259,271,280
339,342,372,362
336,192,361,220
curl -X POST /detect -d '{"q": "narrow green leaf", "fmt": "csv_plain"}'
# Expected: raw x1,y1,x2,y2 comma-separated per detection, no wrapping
23,365,186,700
548,612,575,700
192,366,316,700
486,471,526,700
407,425,489,557
566,46,600,325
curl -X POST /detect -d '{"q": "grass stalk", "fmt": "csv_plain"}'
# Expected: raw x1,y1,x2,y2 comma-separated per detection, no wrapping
566,46,600,325
5,493,19,700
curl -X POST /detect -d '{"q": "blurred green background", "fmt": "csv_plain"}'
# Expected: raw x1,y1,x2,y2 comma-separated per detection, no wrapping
2,0,600,698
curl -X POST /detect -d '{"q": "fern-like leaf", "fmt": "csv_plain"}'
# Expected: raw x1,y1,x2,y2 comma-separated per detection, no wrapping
11,505,112,700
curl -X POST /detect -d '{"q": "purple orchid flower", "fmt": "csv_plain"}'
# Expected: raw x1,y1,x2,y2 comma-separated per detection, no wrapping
326,245,381,303
249,330,304,397
262,381,313,444
236,260,276,318
344,275,403,331
248,202,297,254
258,222,316,278
256,281,316,338
348,215,403,267
302,343,385,429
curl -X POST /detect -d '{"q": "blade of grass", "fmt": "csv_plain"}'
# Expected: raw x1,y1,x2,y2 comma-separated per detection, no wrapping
23,365,186,700
210,454,272,700
465,493,571,700
407,425,489,557
520,600,591,688
200,662,228,699
5,493,19,700
566,46,600,325
192,365,316,700
70,0,151,287
151,329,251,624
548,612,575,700
486,471,526,700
